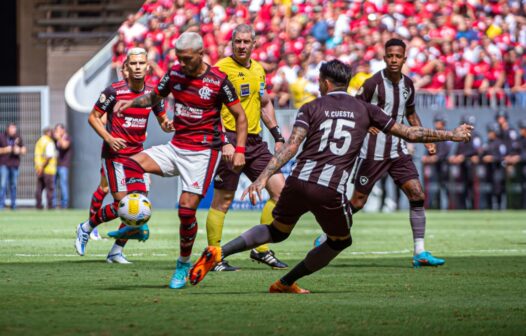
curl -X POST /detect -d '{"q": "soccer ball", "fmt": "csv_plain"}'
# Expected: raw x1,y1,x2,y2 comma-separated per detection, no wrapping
118,193,152,227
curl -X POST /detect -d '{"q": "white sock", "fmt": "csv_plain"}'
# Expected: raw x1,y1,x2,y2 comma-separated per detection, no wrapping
178,256,190,263
109,244,123,256
81,221,93,233
414,238,425,255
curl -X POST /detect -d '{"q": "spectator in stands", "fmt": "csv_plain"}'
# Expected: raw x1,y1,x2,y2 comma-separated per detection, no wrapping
289,68,317,109
111,0,526,109
34,127,57,210
0,123,26,210
53,124,72,209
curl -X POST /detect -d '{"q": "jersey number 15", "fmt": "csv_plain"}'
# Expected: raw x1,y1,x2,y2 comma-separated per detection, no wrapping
319,119,356,156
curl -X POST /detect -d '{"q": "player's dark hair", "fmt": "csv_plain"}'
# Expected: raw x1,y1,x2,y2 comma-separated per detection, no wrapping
319,60,352,88
385,38,406,52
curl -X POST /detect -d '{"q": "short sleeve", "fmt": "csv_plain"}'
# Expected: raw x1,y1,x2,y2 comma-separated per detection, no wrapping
220,77,240,107
293,103,311,131
155,72,171,98
94,86,117,115
356,77,375,103
368,103,394,133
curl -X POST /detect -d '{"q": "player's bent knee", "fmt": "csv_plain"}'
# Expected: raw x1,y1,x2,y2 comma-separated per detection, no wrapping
268,223,291,243
326,235,352,251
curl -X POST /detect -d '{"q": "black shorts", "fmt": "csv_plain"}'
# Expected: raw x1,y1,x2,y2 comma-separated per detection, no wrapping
214,131,277,191
352,154,419,194
272,177,352,237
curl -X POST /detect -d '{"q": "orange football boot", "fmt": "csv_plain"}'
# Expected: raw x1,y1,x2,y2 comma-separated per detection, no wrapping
269,280,310,294
189,246,222,285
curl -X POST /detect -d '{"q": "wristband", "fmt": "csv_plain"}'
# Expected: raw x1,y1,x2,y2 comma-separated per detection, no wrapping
235,146,246,154
270,126,285,143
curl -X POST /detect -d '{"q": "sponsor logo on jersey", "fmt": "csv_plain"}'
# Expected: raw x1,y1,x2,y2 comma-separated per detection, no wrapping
203,77,221,86
122,117,148,128
359,176,369,185
101,95,115,110
116,89,131,95
222,84,234,102
126,177,145,185
99,93,106,103
238,72,245,78
240,83,250,97
198,86,212,100
174,103,203,119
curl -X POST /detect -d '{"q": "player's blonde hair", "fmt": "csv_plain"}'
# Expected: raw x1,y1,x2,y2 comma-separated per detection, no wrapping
175,32,203,51
125,47,147,63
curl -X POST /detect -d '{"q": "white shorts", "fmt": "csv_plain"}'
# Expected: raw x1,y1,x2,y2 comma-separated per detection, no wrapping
101,158,150,193
143,142,221,196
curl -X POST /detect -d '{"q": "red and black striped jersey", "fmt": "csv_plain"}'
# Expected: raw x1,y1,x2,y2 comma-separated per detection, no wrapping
94,80,166,159
155,63,239,150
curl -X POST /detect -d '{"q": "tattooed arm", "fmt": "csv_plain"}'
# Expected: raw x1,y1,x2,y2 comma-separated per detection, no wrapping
406,107,436,155
114,91,164,113
242,126,308,205
389,122,473,143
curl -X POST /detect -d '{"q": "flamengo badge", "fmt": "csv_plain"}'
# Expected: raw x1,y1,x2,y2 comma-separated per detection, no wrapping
198,86,212,100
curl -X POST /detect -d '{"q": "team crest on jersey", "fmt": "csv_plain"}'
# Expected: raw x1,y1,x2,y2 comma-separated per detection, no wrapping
199,86,212,100
240,83,250,97
99,93,106,103
402,87,410,100
359,176,369,185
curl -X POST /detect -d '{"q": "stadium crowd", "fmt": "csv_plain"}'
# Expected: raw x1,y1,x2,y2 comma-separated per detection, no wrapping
112,0,526,108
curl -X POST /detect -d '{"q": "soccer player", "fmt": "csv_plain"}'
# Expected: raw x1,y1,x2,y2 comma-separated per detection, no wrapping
111,32,248,289
74,47,171,263
343,39,444,267
188,60,473,293
207,24,287,271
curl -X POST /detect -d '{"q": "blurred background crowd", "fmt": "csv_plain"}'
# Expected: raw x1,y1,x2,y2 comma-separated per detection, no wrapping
111,0,526,109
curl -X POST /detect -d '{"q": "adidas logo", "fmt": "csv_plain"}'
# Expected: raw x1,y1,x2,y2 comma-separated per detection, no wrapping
214,175,223,182
238,72,245,77
173,83,182,91
192,181,200,188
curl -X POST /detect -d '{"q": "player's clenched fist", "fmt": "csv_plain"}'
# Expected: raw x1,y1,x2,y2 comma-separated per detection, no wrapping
452,124,474,142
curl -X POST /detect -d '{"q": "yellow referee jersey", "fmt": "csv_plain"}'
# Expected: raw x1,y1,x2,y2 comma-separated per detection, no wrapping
215,56,266,135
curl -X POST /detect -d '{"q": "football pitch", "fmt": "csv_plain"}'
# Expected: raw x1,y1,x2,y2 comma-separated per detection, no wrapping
1,210,525,336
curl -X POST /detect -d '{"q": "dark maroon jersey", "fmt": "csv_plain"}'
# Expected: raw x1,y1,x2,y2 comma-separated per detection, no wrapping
291,91,395,193
155,64,240,150
94,80,166,159
356,70,415,160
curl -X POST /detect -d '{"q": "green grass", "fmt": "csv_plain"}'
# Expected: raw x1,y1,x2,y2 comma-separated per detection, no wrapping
0,210,525,335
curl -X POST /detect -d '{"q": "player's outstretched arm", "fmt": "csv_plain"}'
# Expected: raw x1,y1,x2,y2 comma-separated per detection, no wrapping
88,108,127,151
226,102,248,172
388,122,473,143
114,91,163,113
242,126,307,205
406,107,436,155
